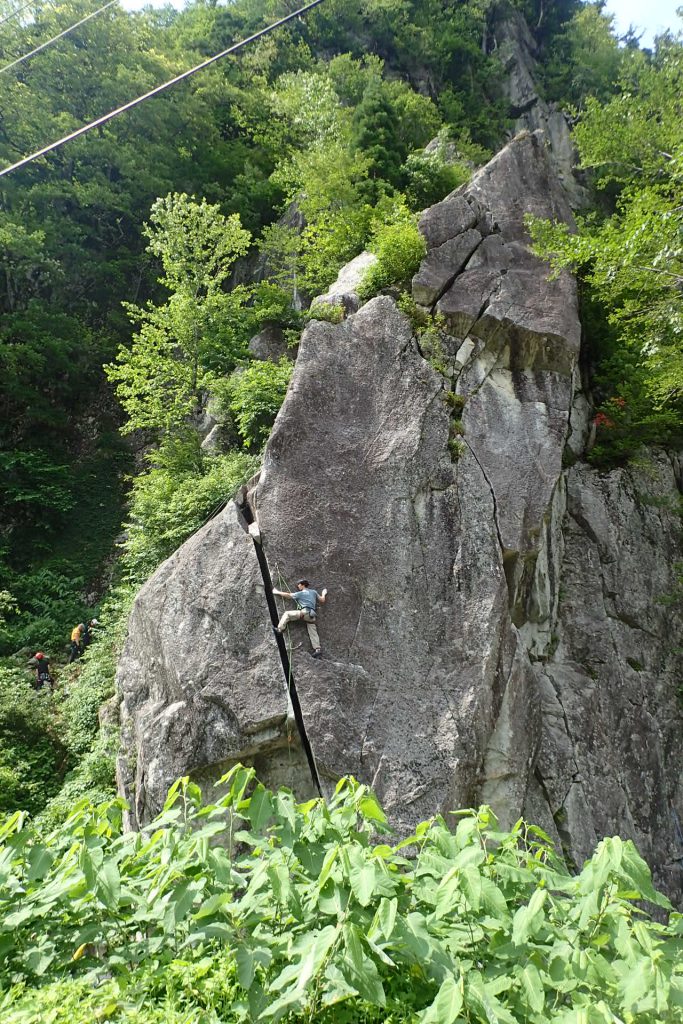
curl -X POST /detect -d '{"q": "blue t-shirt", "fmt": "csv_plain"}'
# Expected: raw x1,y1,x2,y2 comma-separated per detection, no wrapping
293,588,320,613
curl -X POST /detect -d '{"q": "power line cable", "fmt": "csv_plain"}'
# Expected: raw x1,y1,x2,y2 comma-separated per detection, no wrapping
0,0,44,29
0,0,327,179
0,0,118,75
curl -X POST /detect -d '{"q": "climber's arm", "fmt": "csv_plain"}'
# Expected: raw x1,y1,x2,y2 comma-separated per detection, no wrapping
272,588,293,600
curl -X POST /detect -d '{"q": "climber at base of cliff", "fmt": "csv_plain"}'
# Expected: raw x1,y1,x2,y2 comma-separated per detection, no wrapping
272,579,328,658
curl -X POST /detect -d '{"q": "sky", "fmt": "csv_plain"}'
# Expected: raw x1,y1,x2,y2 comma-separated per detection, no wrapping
603,0,681,44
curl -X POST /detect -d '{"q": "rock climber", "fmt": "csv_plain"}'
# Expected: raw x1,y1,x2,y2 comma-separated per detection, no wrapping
29,652,53,691
272,579,328,658
68,622,85,663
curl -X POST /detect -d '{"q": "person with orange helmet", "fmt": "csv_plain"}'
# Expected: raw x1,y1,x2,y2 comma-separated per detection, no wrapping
29,652,53,691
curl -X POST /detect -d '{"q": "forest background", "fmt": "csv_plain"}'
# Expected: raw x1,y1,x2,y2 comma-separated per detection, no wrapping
0,0,681,835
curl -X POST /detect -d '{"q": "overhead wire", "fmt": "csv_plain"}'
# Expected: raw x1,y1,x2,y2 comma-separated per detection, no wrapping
0,0,328,179
0,0,44,29
0,0,118,75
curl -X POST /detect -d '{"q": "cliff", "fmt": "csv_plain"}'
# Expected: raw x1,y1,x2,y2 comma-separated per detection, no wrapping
116,131,683,902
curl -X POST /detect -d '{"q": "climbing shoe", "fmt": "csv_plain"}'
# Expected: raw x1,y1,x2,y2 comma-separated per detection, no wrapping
311,649,322,659
272,626,282,636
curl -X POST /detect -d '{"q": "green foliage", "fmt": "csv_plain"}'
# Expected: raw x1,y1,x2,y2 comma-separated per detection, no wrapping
121,451,259,583
0,578,135,822
0,769,680,1023
308,302,346,324
353,78,406,195
0,443,128,657
403,132,473,211
0,592,17,626
357,205,426,300
541,3,626,105
529,26,683,460
0,669,66,817
217,359,294,452
106,193,252,439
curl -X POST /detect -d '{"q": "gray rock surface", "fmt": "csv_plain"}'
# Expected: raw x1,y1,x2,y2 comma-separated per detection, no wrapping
248,325,289,362
527,453,683,898
310,251,378,316
116,501,316,828
116,132,683,902
416,131,580,615
252,297,535,829
493,6,587,209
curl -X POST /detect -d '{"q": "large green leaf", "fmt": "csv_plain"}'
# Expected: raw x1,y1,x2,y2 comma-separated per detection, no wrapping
346,845,377,907
338,922,386,1007
420,972,464,1024
518,962,545,1014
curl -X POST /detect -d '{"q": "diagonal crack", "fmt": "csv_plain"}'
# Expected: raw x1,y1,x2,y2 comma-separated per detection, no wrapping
234,496,323,796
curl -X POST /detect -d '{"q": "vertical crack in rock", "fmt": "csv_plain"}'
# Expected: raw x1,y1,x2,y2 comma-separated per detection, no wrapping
463,437,508,585
235,495,323,797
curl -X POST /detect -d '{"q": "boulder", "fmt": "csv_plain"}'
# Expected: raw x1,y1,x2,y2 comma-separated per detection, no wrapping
248,324,289,362
310,251,378,316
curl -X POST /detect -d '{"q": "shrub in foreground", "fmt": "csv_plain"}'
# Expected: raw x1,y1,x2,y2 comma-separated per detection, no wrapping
0,769,681,1023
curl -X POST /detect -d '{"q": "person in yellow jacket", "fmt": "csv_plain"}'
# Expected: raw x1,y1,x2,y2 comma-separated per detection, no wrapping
68,623,85,663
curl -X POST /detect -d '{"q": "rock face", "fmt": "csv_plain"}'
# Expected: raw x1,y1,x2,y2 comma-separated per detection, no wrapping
525,454,683,899
310,251,378,316
116,131,683,902
248,325,289,362
492,5,587,209
116,502,316,828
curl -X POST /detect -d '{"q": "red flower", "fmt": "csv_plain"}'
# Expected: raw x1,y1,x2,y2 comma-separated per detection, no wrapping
594,412,615,428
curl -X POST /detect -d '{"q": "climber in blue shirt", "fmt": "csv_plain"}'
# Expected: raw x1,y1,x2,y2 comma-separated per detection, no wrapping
272,579,328,658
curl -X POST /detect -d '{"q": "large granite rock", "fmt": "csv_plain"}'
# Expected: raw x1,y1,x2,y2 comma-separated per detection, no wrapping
116,132,683,902
251,296,536,829
415,131,580,617
310,251,378,316
524,453,683,900
116,501,315,828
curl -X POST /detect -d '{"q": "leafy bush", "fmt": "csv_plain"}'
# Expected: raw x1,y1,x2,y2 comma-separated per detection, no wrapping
35,732,117,833
121,451,259,582
0,668,66,817
357,204,426,300
1,768,681,1023
307,301,346,324
402,129,481,211
217,359,294,452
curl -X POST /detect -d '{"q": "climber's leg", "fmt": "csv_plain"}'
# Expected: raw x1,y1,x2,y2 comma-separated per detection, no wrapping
304,617,320,651
277,609,305,632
